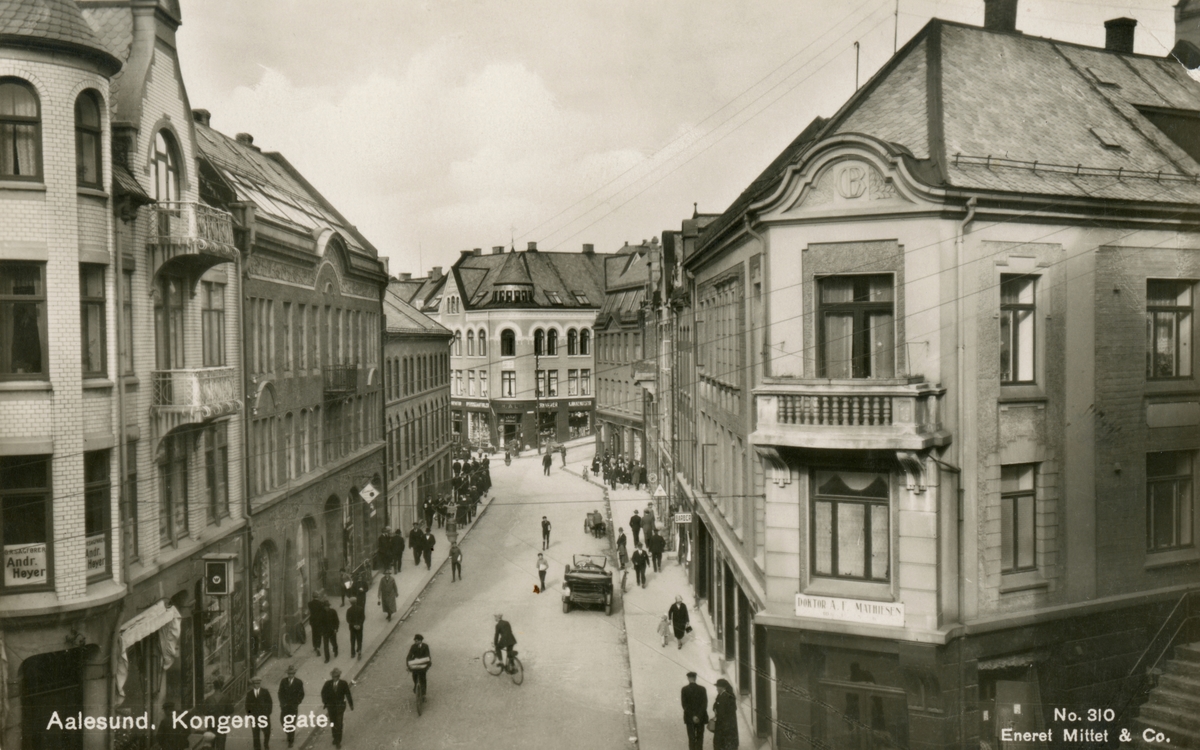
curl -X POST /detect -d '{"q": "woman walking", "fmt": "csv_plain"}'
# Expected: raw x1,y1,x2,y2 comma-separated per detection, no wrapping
378,568,398,621
668,595,690,649
712,679,739,750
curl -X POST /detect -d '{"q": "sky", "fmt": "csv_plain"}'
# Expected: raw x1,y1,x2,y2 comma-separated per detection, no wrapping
176,0,1180,278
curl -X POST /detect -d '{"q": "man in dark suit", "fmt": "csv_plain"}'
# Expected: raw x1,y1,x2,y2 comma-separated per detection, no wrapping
422,530,436,569
245,676,273,750
681,672,709,750
346,596,365,659
277,665,304,748
321,600,340,662
320,668,353,749
493,613,517,672
631,544,649,588
408,523,424,567
647,531,666,572
307,595,325,656
390,531,405,573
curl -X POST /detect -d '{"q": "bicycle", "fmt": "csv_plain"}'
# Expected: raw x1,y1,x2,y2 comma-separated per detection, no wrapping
414,675,426,715
482,648,524,685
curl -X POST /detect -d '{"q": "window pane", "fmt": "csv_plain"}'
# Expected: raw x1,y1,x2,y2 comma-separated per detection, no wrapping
1001,465,1035,493
823,313,854,378
868,312,894,378
820,277,855,304
1001,276,1035,306
837,503,866,577
814,501,833,575
1016,308,1034,381
815,470,889,498
1001,496,1014,571
1017,494,1035,569
870,504,889,580
1151,482,1176,550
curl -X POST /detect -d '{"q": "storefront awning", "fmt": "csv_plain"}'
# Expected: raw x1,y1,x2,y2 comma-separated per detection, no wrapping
119,601,176,646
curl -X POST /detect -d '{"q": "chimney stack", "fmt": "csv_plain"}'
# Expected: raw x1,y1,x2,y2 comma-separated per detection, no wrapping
582,243,594,255
192,108,211,127
399,273,411,281
236,132,254,146
527,241,538,252
493,246,505,255
473,247,483,256
1105,17,1136,54
431,266,442,280
983,0,1019,32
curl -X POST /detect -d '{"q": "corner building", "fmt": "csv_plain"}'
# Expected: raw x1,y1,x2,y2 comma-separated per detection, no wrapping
675,3,1200,748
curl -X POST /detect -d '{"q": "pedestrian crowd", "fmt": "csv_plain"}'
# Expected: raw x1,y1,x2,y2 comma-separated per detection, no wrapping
591,453,648,491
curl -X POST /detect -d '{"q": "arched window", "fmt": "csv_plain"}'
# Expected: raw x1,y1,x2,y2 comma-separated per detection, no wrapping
75,91,102,188
568,329,578,355
547,329,558,356
580,328,591,355
454,330,462,357
478,329,487,356
501,330,516,357
534,328,544,356
0,79,41,179
467,330,475,357
153,129,180,202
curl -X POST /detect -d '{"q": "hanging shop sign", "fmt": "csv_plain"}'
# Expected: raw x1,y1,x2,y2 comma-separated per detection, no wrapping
3,542,47,586
674,512,693,524
794,594,905,627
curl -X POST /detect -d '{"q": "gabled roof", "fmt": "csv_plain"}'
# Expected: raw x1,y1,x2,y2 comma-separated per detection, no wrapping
385,283,451,337
0,0,120,72
452,248,607,311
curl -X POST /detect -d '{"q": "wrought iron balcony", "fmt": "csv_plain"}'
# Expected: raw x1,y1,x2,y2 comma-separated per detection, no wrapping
753,379,949,451
148,201,238,279
324,364,359,396
152,367,241,435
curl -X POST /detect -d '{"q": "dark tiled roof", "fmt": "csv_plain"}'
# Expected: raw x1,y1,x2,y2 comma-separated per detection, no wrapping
0,0,120,70
113,162,150,204
453,249,607,311
384,283,451,336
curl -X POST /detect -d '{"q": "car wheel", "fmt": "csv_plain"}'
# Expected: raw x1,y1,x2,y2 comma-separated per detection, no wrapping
562,599,570,614
604,594,612,616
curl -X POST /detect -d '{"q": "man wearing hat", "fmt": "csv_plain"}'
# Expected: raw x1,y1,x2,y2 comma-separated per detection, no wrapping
277,665,305,748
320,668,354,749
681,672,708,750
244,675,273,750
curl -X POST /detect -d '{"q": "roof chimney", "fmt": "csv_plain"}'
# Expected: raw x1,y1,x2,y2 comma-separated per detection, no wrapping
582,243,594,255
399,273,412,281
527,241,538,252
236,132,254,146
1105,17,1136,54
983,0,1018,32
473,247,483,256
493,246,505,255
431,266,443,280
192,108,211,127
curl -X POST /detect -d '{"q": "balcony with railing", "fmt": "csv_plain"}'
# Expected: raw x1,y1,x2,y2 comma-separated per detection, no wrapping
152,367,241,436
753,379,949,451
148,201,238,279
324,364,360,397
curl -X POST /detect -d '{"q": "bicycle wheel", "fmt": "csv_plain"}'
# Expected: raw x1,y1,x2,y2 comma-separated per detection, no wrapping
509,656,524,685
483,650,502,676
416,681,425,716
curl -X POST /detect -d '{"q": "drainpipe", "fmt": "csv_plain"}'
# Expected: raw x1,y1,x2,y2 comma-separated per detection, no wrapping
233,205,256,678
955,196,976,749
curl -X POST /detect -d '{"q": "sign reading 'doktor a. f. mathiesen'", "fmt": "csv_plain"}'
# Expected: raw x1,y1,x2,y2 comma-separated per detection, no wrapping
794,594,905,627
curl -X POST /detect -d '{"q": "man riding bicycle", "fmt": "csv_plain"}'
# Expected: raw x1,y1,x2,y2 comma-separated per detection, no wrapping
493,614,517,672
406,634,432,695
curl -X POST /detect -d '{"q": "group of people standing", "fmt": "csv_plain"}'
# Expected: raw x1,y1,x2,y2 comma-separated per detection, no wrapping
681,672,739,750
616,506,668,587
592,453,648,491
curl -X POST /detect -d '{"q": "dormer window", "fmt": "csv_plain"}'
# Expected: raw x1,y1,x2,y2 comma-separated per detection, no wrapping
547,291,563,304
573,292,589,305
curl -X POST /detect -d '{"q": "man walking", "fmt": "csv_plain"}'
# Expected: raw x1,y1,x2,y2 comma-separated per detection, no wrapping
631,544,649,588
390,531,405,573
681,672,709,750
277,666,304,748
308,594,325,656
377,528,392,571
378,569,398,620
536,553,548,591
409,523,424,567
629,510,642,547
245,676,273,750
542,451,552,476
422,529,436,569
541,516,552,549
346,596,365,660
321,600,340,662
648,530,666,572
320,668,353,749
450,542,463,581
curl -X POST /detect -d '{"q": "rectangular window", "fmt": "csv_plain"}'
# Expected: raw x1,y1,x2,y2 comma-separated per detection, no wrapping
468,370,475,397
548,370,559,397
581,369,591,396
84,450,111,580
1147,451,1194,552
1,456,51,589
818,275,894,379
1147,280,1194,379
811,469,889,581
0,262,47,378
121,269,134,375
202,281,226,367
159,433,189,546
283,301,292,372
80,264,107,376
536,369,546,397
1000,464,1037,572
502,371,515,397
1000,275,1036,384
205,422,230,524
156,275,185,370
123,440,139,562
480,370,488,397
568,369,579,396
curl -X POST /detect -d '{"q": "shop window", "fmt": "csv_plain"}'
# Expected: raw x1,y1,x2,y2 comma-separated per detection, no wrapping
1000,274,1037,384
159,433,189,546
501,330,516,357
80,264,107,377
811,469,889,581
153,130,179,202
206,422,230,524
1,455,51,589
85,450,111,580
1147,279,1194,379
75,90,102,188
0,261,47,378
1147,450,1194,552
818,275,894,379
1001,464,1037,572
0,78,41,180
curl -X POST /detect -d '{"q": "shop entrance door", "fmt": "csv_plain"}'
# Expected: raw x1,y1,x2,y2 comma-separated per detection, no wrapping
21,648,84,750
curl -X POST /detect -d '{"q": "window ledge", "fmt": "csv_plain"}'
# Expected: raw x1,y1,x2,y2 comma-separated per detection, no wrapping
121,375,140,387
0,180,46,193
83,377,114,390
1145,547,1200,570
999,384,1046,402
803,577,894,602
76,187,108,200
999,571,1049,593
997,394,1049,405
0,380,51,393
1144,380,1200,397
